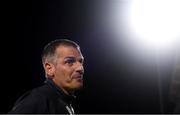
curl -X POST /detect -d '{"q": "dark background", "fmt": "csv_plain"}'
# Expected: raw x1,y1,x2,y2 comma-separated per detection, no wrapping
2,0,177,113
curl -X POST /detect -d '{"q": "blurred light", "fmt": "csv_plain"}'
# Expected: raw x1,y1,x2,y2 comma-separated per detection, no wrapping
127,0,180,50
108,0,180,64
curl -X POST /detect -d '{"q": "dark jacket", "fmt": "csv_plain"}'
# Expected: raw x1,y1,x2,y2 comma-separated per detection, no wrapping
8,79,75,114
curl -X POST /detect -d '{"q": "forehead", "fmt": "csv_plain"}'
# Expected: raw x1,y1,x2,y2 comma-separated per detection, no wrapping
56,45,83,58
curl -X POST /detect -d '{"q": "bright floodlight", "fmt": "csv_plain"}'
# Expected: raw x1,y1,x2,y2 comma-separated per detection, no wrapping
127,0,180,50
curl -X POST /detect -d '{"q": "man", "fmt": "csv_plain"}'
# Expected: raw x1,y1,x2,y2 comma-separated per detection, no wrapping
8,39,84,114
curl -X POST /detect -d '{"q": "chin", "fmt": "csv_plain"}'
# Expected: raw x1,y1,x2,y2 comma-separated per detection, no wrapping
73,83,83,90
69,79,83,90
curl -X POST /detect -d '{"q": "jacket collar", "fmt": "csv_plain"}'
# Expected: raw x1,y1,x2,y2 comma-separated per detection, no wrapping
45,79,76,104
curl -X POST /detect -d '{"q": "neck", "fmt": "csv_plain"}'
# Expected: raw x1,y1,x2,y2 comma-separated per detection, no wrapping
59,86,74,96
51,79,74,96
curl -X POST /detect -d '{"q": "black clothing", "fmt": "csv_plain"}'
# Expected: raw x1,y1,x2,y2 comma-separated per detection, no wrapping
8,79,75,114
174,99,180,113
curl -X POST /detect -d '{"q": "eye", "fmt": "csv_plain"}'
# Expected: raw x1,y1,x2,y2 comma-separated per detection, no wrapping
79,59,84,65
65,58,76,65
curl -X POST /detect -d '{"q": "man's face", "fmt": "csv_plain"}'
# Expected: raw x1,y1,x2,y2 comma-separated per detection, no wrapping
50,46,84,92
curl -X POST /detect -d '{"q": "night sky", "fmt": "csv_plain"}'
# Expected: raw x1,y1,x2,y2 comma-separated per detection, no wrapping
2,0,178,113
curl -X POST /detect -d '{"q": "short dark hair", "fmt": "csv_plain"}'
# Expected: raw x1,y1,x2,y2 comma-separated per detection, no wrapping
41,39,80,64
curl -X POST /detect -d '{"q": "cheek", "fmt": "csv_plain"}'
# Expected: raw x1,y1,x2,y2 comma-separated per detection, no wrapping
56,66,73,78
64,66,77,80
65,67,74,77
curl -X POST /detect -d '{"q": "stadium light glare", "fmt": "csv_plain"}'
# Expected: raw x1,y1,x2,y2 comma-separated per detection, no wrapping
127,0,180,50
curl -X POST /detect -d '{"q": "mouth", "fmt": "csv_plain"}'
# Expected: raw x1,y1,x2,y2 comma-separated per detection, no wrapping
72,75,83,81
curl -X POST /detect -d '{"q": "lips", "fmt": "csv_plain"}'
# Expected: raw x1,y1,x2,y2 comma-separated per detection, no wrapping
73,75,83,79
72,74,83,81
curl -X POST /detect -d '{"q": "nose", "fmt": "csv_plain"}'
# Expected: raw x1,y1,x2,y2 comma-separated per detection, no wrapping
76,64,84,75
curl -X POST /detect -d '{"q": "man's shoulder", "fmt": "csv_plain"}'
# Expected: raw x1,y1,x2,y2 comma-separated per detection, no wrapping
18,82,60,102
14,84,49,104
8,82,73,114
33,82,58,97
8,83,54,113
14,82,57,103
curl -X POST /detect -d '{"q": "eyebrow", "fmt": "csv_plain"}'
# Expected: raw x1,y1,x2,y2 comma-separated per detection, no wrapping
64,56,76,59
64,56,84,60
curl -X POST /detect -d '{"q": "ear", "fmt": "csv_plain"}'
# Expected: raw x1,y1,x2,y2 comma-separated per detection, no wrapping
44,62,55,79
